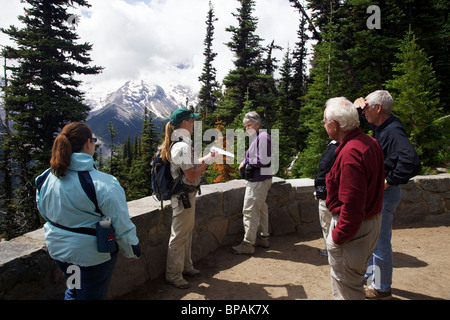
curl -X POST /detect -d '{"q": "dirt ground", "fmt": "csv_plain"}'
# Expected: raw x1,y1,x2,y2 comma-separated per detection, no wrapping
121,223,450,300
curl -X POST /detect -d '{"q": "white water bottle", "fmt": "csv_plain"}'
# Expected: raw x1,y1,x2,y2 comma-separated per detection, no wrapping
99,216,111,228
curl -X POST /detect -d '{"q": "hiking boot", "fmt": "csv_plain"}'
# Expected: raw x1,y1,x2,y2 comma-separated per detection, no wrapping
166,277,191,289
255,236,270,248
365,285,392,300
231,241,255,255
183,268,200,277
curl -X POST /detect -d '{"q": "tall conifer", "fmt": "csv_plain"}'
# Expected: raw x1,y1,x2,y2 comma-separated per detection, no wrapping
221,0,264,126
385,30,445,167
1,0,102,170
0,0,101,236
198,1,219,119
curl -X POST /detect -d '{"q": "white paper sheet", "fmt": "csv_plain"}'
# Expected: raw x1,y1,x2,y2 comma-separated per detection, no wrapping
210,146,235,158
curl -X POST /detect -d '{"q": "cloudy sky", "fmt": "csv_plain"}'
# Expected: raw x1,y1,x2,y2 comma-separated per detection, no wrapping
0,0,311,94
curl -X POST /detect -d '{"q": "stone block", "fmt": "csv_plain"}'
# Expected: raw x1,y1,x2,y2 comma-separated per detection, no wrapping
425,193,445,215
415,174,450,193
286,202,301,225
288,178,315,195
0,241,44,266
401,187,424,203
394,201,429,226
131,209,161,241
127,196,161,217
142,243,167,280
401,179,417,190
269,206,296,236
226,215,244,236
0,243,64,300
267,182,293,207
223,186,245,216
427,212,450,225
195,189,223,222
206,216,229,245
192,227,218,262
108,253,150,299
298,200,319,224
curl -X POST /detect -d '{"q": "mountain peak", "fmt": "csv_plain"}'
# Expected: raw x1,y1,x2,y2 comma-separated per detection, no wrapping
85,80,199,146
87,80,198,120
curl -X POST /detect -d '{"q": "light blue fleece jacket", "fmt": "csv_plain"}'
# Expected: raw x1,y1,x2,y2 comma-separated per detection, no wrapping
36,153,139,266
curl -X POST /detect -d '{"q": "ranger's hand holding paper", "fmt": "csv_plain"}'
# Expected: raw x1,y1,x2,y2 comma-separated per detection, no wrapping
210,146,235,158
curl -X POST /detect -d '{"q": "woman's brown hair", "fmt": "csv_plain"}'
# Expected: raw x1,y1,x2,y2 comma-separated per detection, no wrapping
50,122,93,178
159,121,176,163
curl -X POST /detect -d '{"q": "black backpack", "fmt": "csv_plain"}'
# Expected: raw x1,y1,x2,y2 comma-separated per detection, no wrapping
150,144,184,210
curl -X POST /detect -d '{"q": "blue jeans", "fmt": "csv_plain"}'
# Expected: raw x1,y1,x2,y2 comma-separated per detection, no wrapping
365,185,402,292
55,251,118,300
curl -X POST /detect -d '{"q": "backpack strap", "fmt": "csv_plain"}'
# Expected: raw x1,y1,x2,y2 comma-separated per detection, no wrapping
78,171,103,216
36,169,51,192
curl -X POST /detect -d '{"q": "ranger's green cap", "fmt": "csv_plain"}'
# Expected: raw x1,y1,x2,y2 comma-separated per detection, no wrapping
170,107,199,125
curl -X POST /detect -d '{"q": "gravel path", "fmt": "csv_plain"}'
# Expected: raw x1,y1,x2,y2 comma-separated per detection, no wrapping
120,223,450,300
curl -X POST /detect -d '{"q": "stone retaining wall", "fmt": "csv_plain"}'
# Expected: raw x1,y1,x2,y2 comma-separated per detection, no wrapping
1,174,449,300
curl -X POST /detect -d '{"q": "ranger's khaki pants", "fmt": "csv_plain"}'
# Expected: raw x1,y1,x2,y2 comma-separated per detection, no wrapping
166,191,197,283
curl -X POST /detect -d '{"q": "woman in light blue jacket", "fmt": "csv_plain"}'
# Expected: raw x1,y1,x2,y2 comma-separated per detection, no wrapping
36,122,140,300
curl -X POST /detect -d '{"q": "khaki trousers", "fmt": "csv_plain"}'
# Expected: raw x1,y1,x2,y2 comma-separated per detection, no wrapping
166,191,197,282
242,178,272,244
327,214,381,300
318,199,332,248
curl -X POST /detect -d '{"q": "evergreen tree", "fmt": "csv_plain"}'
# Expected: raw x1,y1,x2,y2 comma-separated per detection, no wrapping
291,8,309,101
292,1,349,178
1,0,102,170
256,40,281,129
287,6,310,152
0,59,13,228
304,0,341,37
396,0,450,113
108,122,119,176
273,47,297,176
122,135,133,169
0,0,101,237
198,1,219,118
221,0,265,126
385,30,446,168
127,107,159,200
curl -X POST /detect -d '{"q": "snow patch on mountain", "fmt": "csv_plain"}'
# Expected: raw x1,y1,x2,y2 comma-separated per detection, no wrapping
85,80,198,121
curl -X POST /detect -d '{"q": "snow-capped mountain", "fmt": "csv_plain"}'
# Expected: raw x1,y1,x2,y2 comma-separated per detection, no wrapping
0,79,198,152
86,80,197,119
85,80,199,147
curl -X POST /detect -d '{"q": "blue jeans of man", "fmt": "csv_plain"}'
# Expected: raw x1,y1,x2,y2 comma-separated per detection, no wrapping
365,185,402,292
55,250,118,300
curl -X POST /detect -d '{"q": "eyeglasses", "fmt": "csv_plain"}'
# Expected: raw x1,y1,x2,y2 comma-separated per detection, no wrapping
90,138,98,143
321,119,340,126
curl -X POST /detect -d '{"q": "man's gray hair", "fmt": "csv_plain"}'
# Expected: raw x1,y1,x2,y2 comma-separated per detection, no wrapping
243,111,261,125
365,90,394,115
325,97,360,132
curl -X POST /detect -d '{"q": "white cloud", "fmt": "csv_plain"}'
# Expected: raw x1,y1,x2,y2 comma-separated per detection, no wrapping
1,0,308,94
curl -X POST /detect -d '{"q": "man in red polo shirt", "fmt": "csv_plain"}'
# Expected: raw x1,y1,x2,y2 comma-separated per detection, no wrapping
323,97,385,300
